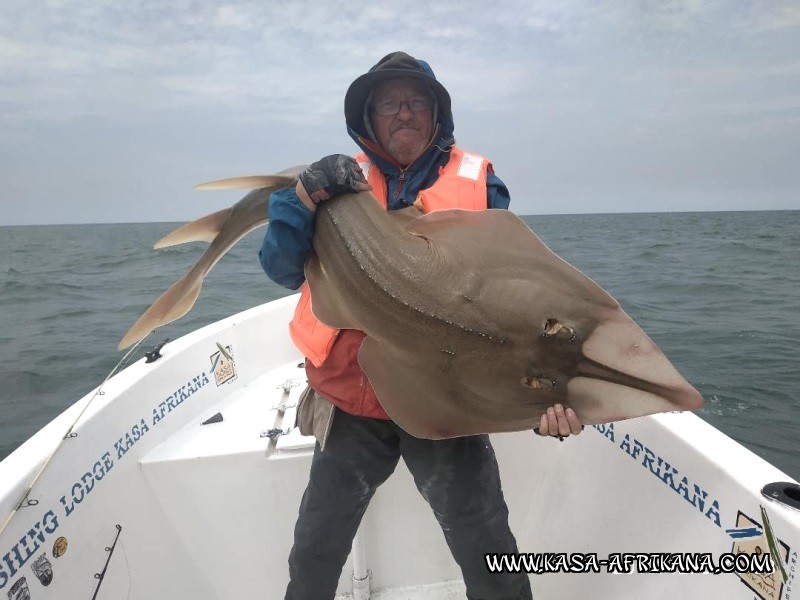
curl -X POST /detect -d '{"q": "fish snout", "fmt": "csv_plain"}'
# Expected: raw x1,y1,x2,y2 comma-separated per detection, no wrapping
520,310,703,425
565,315,704,423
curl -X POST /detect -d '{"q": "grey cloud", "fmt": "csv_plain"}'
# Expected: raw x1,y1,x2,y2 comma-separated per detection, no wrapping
1,0,799,224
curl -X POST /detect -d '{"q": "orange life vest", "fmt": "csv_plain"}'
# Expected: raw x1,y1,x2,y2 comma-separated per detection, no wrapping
289,146,491,418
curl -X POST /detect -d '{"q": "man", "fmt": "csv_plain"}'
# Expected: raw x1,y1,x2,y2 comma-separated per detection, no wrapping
260,51,582,600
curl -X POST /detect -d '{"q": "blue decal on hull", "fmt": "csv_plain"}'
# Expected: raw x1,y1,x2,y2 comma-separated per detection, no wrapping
0,511,59,591
591,423,722,527
1,370,211,592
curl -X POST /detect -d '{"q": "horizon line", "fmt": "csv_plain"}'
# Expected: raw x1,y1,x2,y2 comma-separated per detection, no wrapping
1,206,798,227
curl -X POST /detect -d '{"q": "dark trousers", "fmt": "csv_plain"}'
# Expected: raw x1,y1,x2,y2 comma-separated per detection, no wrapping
285,409,532,600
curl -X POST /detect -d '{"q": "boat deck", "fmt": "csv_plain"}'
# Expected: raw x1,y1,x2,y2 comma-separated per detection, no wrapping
335,580,466,599
136,357,470,597
140,359,314,467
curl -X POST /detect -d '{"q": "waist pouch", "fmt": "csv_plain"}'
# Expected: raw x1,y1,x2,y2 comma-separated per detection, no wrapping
295,386,336,451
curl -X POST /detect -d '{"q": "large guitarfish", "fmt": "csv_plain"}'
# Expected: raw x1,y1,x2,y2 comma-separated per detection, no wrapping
120,170,703,439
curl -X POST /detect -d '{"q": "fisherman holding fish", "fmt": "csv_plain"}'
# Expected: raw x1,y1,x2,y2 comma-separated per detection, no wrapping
260,52,582,600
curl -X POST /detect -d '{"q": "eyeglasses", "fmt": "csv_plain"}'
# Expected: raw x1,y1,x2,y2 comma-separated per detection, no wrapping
372,96,433,117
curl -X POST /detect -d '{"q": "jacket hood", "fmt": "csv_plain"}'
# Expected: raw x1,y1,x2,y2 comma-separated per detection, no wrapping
344,51,455,176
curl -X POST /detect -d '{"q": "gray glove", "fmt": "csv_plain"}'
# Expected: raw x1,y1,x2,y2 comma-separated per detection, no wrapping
299,154,370,203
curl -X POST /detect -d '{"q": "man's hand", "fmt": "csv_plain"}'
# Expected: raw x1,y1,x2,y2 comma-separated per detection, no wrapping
297,155,371,207
537,404,583,440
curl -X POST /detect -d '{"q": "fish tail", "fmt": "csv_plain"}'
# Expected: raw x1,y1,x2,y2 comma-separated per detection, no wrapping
118,272,203,350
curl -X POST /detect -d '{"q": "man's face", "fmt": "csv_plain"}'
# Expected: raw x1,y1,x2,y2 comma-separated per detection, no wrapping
370,77,434,167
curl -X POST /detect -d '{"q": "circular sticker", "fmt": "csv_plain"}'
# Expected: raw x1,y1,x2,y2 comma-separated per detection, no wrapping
52,537,68,558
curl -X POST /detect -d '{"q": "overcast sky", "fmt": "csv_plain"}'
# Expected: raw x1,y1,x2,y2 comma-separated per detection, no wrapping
1,0,799,225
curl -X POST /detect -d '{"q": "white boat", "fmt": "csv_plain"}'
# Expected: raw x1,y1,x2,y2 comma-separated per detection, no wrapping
1,295,798,599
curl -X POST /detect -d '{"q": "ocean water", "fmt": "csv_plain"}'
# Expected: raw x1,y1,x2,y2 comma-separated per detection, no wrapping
1,211,798,479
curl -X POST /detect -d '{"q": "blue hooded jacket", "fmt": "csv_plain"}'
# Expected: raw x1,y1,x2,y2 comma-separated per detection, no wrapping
259,55,511,290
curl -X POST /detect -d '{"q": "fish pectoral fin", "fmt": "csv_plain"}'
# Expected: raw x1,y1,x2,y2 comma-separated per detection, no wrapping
304,253,360,329
357,337,501,440
155,208,233,248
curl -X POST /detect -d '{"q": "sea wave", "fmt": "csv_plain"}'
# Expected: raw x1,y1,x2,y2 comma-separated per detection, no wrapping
1,212,798,478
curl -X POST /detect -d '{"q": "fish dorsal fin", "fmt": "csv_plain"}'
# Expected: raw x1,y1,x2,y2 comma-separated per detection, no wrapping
119,167,305,349
155,208,233,248
194,174,297,191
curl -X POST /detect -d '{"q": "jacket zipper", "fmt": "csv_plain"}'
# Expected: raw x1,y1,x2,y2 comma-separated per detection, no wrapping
395,170,406,203
357,124,442,206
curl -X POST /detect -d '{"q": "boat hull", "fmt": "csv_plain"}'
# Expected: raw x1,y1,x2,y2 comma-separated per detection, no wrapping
1,296,797,599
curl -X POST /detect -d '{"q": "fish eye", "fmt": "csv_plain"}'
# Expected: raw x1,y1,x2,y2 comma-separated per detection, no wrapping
521,375,556,390
542,318,577,342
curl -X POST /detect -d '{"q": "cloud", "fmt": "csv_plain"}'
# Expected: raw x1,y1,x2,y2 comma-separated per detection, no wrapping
745,2,800,31
1,0,799,224
4,1,793,123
